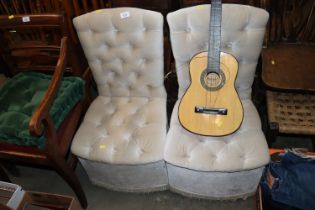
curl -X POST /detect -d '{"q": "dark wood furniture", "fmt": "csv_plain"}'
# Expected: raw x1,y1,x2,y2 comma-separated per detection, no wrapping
262,44,315,91
0,14,87,208
179,0,255,7
262,44,315,147
264,0,315,44
19,191,83,210
109,0,173,16
0,183,83,210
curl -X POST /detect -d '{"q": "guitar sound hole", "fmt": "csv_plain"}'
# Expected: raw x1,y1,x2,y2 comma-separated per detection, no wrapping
205,72,222,88
200,70,226,91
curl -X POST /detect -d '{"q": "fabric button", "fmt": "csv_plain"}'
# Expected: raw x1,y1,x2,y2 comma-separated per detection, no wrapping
139,148,144,154
182,153,190,159
94,121,102,127
227,42,233,48
124,133,131,141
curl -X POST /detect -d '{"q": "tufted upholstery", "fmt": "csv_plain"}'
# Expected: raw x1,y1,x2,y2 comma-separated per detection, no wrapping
164,4,270,199
72,96,166,164
71,8,168,191
72,8,165,98
166,100,269,171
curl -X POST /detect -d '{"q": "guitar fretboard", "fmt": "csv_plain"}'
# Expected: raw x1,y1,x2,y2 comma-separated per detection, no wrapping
207,0,222,74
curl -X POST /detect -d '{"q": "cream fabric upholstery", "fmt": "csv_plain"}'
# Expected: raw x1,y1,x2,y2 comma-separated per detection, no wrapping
165,4,270,172
71,8,167,191
72,96,166,164
166,99,269,171
80,159,168,192
72,8,165,98
167,164,264,199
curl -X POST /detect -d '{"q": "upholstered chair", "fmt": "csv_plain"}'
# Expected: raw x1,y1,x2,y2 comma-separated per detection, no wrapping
165,4,270,199
71,8,168,191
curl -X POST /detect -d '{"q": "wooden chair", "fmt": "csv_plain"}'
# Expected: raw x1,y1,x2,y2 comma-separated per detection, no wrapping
0,14,87,208
262,44,315,149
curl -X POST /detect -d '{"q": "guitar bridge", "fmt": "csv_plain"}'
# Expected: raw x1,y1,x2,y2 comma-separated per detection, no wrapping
195,106,228,115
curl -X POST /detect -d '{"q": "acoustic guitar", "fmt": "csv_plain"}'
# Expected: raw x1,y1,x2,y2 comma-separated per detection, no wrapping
178,0,243,136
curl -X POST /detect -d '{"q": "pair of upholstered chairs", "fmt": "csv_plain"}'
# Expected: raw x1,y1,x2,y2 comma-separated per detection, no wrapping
71,4,270,200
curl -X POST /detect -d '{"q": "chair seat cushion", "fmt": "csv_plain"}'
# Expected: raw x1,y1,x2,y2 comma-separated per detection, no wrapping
0,72,84,148
164,99,270,172
71,96,167,164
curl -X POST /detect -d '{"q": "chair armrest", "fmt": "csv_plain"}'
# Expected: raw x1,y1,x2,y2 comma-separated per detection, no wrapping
28,37,68,136
81,67,94,107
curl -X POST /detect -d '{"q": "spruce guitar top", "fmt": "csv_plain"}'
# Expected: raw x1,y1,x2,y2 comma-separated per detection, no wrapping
178,0,243,136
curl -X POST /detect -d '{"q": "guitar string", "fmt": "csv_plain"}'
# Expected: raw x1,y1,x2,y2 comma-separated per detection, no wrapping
206,4,211,118
213,2,222,110
207,2,220,111
207,3,214,112
208,2,222,111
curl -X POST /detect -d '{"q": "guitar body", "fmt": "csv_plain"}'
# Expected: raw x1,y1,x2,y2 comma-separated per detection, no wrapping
178,51,244,136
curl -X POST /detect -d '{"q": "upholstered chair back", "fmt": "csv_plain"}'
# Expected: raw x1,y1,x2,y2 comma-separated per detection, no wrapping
73,8,166,98
167,4,269,100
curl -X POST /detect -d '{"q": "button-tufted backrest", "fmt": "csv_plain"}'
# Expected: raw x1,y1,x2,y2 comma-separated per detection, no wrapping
73,8,166,98
167,4,269,99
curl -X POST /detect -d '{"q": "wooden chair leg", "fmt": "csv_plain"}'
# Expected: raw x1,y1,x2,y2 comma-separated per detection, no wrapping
267,122,279,147
0,163,11,182
67,153,79,171
50,156,87,209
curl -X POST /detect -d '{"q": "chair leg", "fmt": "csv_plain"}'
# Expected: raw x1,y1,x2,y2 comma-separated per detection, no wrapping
49,155,87,209
266,122,279,147
0,163,11,182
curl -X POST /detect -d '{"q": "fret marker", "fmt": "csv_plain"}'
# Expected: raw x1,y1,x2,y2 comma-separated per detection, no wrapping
271,60,275,65
8,15,14,20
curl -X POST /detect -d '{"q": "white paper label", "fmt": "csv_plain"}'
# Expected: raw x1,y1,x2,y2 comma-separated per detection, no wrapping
120,11,130,19
22,16,30,22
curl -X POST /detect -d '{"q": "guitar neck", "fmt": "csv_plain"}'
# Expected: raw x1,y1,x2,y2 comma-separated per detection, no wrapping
207,0,222,73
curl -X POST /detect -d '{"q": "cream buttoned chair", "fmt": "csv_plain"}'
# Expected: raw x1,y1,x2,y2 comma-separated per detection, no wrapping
165,4,270,199
71,8,168,191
